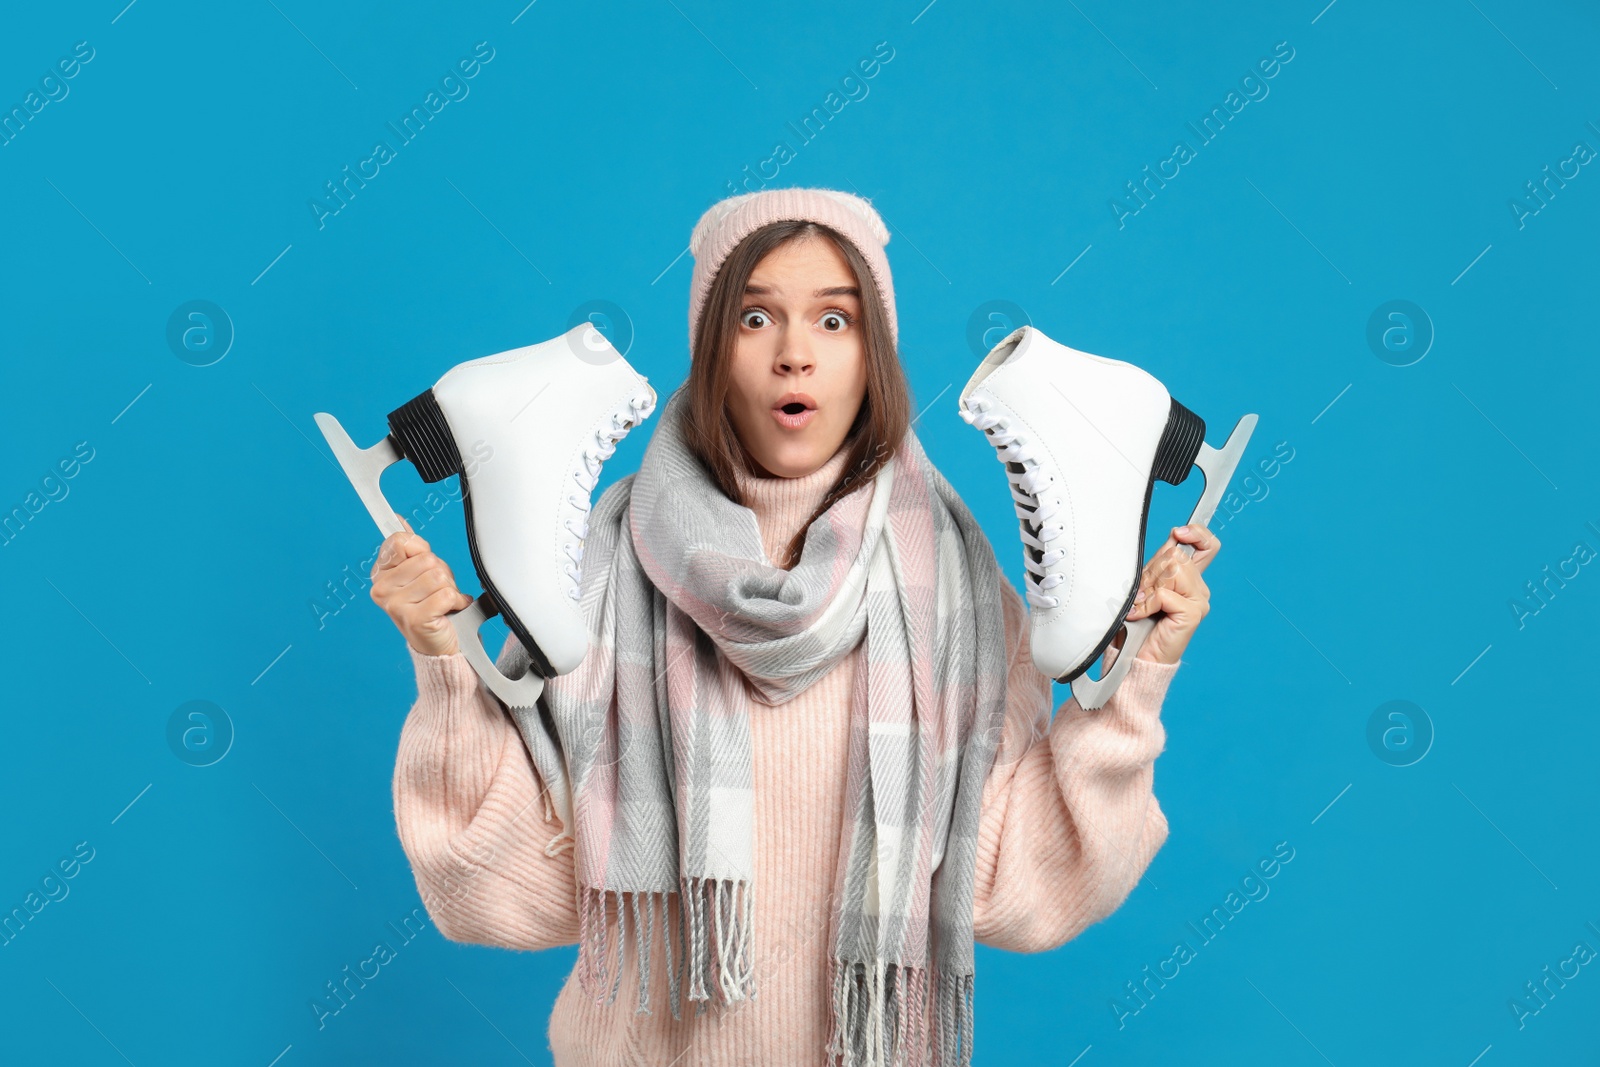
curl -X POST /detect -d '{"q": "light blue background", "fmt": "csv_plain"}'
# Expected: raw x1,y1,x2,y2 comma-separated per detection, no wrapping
2,0,1596,1063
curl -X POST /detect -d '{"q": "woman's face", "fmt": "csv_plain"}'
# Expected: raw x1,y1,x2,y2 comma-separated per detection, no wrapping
724,235,869,479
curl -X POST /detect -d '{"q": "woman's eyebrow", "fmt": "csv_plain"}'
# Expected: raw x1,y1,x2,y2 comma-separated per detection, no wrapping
743,284,861,299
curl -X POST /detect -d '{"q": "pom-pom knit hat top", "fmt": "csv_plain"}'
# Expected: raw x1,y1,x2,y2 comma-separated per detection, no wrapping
687,187,897,353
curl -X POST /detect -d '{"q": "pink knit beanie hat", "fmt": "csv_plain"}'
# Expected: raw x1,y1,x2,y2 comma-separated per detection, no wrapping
687,186,897,353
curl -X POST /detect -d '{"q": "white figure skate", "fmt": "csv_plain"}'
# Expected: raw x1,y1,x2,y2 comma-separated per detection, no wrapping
314,323,657,709
959,325,1255,710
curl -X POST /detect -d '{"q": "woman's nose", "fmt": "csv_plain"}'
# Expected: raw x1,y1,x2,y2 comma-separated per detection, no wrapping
775,335,815,374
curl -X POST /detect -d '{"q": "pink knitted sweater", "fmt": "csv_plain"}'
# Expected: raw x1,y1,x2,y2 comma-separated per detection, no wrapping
391,445,1177,1065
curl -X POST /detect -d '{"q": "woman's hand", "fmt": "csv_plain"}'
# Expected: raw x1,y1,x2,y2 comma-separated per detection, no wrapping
1118,524,1220,666
370,515,476,657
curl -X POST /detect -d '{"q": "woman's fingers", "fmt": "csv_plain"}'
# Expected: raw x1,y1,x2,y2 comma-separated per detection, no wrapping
1143,526,1220,570
372,548,469,613
1173,524,1221,571
384,553,444,594
418,583,469,619
1135,583,1208,627
368,515,469,657
1127,553,1209,620
374,515,429,573
401,562,467,606
1164,552,1209,603
1129,525,1220,602
1117,526,1221,663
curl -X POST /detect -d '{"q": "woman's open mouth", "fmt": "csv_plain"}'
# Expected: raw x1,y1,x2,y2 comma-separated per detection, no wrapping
771,394,817,430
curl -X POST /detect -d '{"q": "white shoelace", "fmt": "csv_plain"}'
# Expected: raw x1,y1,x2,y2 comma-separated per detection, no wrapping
561,391,656,599
959,397,1068,609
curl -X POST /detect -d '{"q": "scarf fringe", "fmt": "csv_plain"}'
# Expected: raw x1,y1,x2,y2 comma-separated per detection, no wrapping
575,877,757,1020
542,399,1003,1063
824,956,974,1067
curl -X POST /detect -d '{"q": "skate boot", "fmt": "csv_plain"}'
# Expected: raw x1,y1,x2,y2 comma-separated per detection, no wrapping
314,323,657,709
958,325,1255,709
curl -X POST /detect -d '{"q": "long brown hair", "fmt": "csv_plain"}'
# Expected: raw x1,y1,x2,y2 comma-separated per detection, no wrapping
682,220,910,570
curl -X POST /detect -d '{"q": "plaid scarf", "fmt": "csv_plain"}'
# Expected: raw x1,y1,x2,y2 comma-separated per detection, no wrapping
503,384,1010,1066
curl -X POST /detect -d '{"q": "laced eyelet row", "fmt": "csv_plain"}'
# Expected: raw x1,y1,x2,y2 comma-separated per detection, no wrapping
959,397,1068,609
562,391,656,599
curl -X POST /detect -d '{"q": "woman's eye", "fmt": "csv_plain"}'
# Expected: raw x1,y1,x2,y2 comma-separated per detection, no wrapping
740,308,769,329
819,310,853,332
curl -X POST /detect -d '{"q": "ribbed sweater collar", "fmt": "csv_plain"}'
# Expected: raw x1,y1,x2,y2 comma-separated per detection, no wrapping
733,444,854,569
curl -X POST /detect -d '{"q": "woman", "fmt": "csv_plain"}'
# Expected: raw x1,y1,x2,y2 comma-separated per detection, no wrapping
376,188,1219,1066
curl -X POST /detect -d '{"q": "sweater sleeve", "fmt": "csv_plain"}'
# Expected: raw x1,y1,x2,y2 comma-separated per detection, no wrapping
391,632,581,952
972,582,1177,953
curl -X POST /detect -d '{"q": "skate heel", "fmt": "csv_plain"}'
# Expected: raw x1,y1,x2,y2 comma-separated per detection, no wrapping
387,389,463,484
385,387,560,682
1152,397,1205,486
1070,410,1257,711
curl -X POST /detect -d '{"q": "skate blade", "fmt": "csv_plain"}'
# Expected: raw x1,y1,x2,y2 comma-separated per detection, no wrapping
1069,617,1155,710
1070,413,1258,710
1180,413,1258,553
314,412,407,538
314,410,548,710
450,594,547,709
